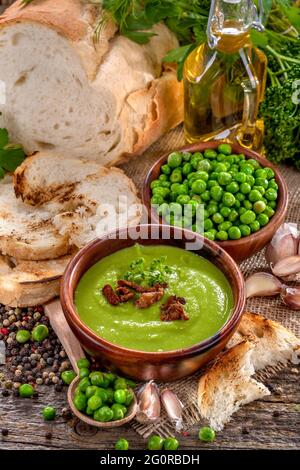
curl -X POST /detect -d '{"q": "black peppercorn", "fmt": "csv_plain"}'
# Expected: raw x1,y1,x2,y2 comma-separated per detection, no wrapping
1,429,9,437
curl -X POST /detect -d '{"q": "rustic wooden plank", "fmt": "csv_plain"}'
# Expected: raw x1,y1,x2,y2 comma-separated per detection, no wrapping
1,366,299,450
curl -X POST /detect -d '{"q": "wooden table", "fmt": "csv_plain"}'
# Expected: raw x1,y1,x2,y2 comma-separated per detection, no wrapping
1,364,299,450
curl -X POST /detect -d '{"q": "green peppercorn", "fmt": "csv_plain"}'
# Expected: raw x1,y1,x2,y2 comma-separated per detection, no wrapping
42,406,56,421
198,426,216,442
31,324,49,342
77,358,90,369
148,435,165,450
115,438,129,450
79,368,90,379
73,393,87,411
164,437,180,450
87,395,103,411
94,406,114,422
19,383,34,398
61,370,76,385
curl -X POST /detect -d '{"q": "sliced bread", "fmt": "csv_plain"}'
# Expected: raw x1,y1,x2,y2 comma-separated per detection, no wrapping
0,253,71,307
198,341,270,431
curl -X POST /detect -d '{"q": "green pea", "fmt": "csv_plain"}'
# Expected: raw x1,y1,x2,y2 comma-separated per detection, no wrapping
240,210,256,225
42,406,56,421
86,407,94,416
150,179,161,189
248,190,262,203
228,226,241,240
218,172,232,186
230,163,239,172
77,358,90,369
105,388,114,404
125,389,134,406
247,158,260,170
216,230,228,241
191,179,207,195
94,406,113,422
182,152,192,162
204,219,214,231
239,207,247,216
265,168,275,179
198,426,216,442
264,206,275,218
176,194,190,205
114,377,129,390
157,202,170,217
209,171,219,180
204,149,218,159
181,163,191,176
168,151,182,168
209,185,222,202
246,175,255,187
235,192,245,202
114,389,127,404
226,181,239,194
197,159,211,172
89,372,105,387
238,153,246,161
206,180,219,190
255,168,267,179
148,435,165,450
78,377,91,392
170,182,181,194
161,181,171,189
31,324,49,342
159,174,168,182
79,368,90,379
252,185,265,195
218,221,232,231
194,170,209,182
151,194,164,205
222,192,236,207
253,200,266,214
111,403,127,415
250,220,261,232
19,383,34,398
214,162,227,173
265,188,278,201
240,163,254,175
240,224,251,237
115,438,129,450
85,385,98,399
234,200,241,209
228,209,239,222
220,206,231,218
204,231,215,240
257,213,269,226
164,437,180,450
16,329,31,344
240,182,251,194
243,200,253,210
207,204,218,215
235,172,247,183
255,177,269,189
161,164,171,175
212,213,224,225
268,200,277,209
170,169,182,184
95,388,109,402
87,395,102,411
169,202,182,217
191,153,202,170
73,393,87,411
187,199,199,216
218,143,232,155
268,179,278,191
61,370,76,385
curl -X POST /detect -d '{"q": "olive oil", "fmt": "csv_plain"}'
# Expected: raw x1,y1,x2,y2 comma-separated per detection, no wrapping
183,0,267,151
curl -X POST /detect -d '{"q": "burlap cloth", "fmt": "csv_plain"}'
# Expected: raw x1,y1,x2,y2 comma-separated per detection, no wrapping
121,125,300,438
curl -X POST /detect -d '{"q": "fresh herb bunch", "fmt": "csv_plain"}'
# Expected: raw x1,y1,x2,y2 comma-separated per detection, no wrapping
124,256,174,286
0,128,26,178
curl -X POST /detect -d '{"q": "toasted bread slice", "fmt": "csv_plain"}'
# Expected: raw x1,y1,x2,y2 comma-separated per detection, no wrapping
198,341,270,431
228,312,300,369
0,155,141,260
0,253,72,307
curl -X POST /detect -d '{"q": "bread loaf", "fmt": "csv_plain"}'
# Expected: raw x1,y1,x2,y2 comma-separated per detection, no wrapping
0,0,183,166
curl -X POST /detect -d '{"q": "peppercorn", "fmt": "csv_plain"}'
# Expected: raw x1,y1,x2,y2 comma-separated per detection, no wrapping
45,432,53,440
1,429,9,437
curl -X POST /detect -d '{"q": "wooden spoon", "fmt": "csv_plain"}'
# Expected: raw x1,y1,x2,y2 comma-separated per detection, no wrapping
45,300,137,428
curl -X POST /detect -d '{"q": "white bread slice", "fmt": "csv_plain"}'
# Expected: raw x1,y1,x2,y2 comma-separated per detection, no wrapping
198,341,270,431
0,0,183,166
1,154,141,260
0,253,71,307
228,312,300,369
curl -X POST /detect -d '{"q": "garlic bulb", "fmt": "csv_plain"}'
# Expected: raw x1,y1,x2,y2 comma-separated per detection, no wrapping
136,380,161,423
265,223,299,267
245,272,283,298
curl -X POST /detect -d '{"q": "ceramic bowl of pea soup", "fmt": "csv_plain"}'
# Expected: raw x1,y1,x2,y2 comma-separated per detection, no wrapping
61,225,245,382
143,141,288,263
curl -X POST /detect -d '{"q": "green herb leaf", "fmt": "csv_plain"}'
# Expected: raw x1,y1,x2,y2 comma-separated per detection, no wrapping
121,28,157,44
0,147,26,172
164,44,197,80
0,167,5,179
0,128,9,148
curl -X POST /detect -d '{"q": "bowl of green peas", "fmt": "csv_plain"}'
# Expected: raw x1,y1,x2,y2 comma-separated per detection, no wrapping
143,141,288,263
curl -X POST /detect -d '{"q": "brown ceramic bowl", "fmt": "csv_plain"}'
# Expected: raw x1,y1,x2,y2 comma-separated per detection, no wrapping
61,225,245,382
142,141,288,263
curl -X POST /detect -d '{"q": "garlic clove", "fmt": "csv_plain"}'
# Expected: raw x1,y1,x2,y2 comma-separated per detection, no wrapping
245,272,283,298
136,380,161,423
161,389,184,431
281,286,300,310
272,255,300,278
265,234,299,267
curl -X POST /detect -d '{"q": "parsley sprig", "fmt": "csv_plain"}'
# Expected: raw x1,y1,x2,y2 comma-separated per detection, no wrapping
0,129,26,179
124,256,174,286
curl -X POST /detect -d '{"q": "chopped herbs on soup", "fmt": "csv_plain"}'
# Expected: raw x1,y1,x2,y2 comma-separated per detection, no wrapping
75,245,233,352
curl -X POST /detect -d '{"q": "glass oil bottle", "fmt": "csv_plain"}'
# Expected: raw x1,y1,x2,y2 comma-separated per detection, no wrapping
183,0,267,151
